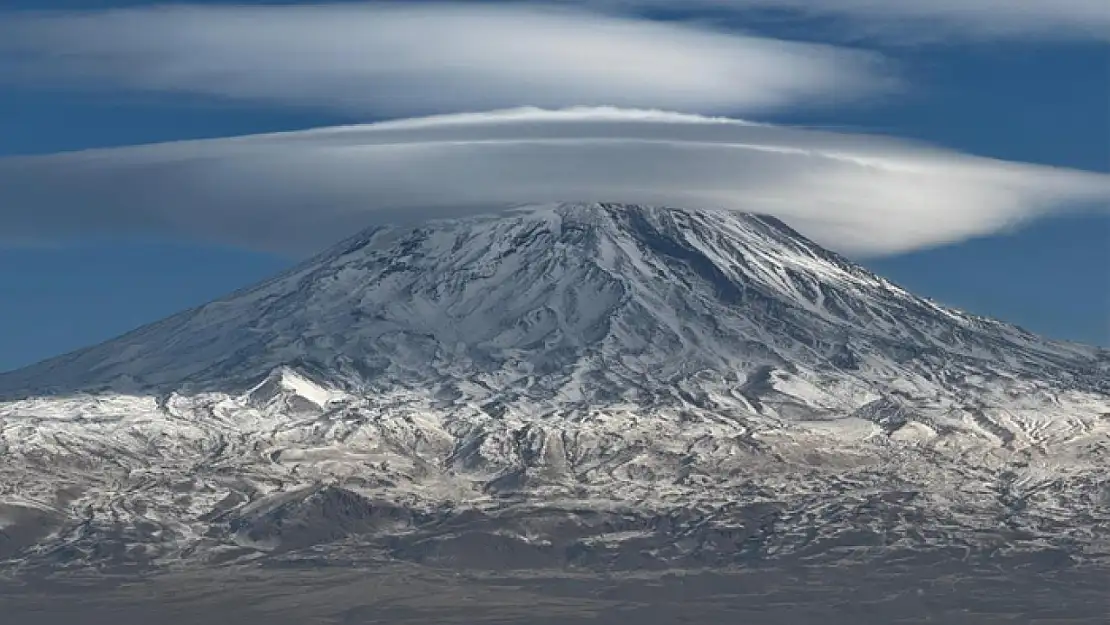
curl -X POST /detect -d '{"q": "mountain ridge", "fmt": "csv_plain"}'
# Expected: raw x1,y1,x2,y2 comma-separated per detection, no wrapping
1,203,1102,402
0,202,1107,574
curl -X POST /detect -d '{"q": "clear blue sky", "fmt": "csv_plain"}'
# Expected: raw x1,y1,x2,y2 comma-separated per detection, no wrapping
0,1,1107,373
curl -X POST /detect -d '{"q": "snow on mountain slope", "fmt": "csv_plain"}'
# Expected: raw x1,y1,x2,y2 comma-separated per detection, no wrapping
0,203,1107,572
1,203,1102,403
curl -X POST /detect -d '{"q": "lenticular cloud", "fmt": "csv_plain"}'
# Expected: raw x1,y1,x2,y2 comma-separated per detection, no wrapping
588,0,1110,42
1,108,1107,257
0,3,889,116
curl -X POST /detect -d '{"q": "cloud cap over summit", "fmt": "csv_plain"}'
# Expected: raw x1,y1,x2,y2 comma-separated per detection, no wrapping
1,108,1106,257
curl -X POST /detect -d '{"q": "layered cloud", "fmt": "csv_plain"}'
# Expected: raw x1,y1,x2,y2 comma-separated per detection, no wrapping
588,0,1110,42
1,107,1106,257
0,3,891,116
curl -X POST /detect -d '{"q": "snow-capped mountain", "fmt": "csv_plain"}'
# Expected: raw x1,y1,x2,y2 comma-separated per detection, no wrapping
1,203,1107,573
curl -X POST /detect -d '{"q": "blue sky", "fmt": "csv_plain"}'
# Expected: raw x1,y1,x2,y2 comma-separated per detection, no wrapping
0,1,1107,372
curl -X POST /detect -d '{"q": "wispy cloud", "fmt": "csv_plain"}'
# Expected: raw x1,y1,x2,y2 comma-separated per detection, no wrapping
0,3,892,116
585,0,1110,42
1,107,1106,257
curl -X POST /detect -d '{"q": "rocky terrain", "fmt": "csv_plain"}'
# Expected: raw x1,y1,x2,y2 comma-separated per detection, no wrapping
1,203,1107,583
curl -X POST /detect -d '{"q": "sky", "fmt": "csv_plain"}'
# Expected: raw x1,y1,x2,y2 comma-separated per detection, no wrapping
0,0,1107,372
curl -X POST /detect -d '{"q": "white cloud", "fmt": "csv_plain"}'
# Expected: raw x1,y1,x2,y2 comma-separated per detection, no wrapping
0,3,891,116
1,107,1106,257
586,0,1110,42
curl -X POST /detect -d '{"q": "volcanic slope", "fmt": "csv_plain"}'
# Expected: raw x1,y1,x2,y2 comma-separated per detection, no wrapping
1,203,1107,571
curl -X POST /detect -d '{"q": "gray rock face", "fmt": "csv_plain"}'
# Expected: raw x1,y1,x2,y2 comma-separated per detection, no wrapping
0,203,1107,575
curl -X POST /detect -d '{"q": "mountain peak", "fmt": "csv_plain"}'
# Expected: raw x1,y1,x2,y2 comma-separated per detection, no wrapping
0,203,1101,409
2,203,1109,575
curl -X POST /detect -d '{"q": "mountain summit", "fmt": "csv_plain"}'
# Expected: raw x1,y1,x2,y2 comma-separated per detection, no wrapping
1,203,1108,572
2,203,1102,405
